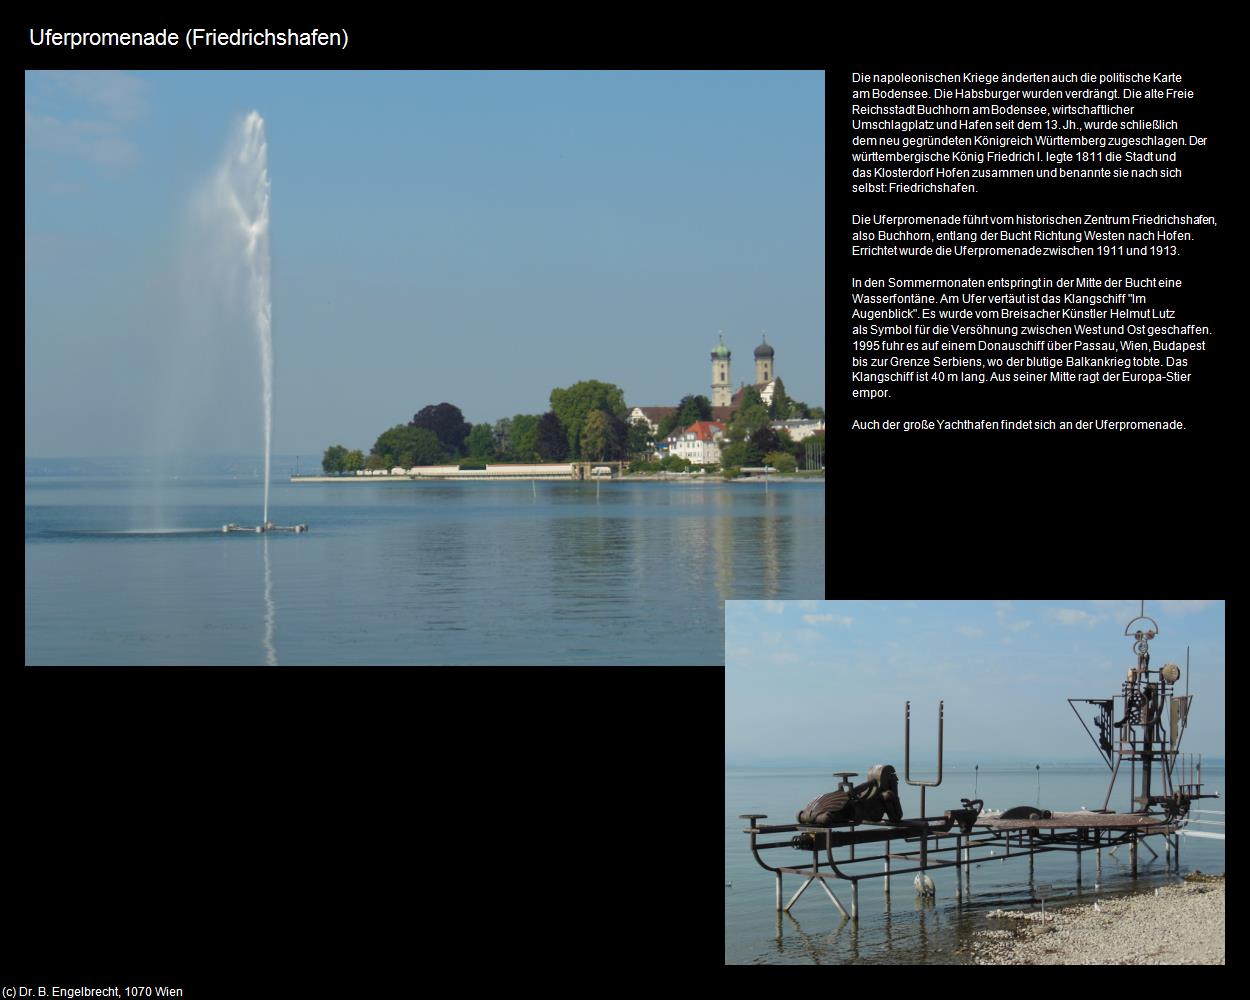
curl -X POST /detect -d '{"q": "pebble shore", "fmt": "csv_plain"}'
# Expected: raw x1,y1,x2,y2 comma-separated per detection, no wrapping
969,877,1224,965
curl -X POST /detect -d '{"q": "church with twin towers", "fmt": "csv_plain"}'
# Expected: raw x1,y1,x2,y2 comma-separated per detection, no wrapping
710,331,776,409
628,332,780,433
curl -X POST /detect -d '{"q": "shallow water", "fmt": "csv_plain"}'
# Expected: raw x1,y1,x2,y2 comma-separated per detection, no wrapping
726,766,1225,964
25,473,824,665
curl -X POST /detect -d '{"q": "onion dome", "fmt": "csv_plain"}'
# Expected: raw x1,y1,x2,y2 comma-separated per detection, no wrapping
711,332,731,359
754,333,774,358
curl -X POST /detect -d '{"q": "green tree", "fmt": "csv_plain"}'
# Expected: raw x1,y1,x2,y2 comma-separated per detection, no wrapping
509,414,539,462
322,444,348,475
655,410,682,441
405,428,446,465
466,423,496,460
769,378,793,420
627,419,653,458
364,452,388,471
749,425,782,456
720,439,760,469
809,406,824,419
410,402,471,457
492,418,513,460
676,393,712,426
580,410,615,460
372,424,446,467
762,450,797,473
535,411,569,461
549,380,627,459
344,449,365,472
604,410,628,460
733,388,771,437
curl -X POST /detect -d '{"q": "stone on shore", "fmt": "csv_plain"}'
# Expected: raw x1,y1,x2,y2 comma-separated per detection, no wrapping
971,877,1224,965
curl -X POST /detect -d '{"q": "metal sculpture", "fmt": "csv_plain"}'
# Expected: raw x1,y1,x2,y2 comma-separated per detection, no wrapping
740,602,1219,922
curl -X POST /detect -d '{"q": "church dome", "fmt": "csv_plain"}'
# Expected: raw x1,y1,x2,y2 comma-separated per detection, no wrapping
711,335,731,359
754,335,774,358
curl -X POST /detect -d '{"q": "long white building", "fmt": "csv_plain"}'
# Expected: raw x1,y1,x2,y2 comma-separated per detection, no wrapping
769,418,825,442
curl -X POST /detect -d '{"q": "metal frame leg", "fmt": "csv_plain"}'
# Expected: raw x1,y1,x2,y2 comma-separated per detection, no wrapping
817,877,849,919
785,877,813,912
956,834,962,900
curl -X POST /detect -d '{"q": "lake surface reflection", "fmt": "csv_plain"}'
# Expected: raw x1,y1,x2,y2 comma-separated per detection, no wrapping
25,476,825,665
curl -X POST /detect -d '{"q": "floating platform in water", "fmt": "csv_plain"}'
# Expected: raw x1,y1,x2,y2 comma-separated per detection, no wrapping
222,522,308,534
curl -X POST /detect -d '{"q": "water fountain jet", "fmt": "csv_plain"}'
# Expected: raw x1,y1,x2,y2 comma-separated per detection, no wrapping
208,111,306,535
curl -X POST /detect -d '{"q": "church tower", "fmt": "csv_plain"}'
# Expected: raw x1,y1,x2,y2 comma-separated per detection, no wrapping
711,332,732,407
754,332,775,385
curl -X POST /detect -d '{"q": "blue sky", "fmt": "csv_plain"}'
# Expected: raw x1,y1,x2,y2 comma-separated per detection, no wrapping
25,70,825,458
726,600,1225,766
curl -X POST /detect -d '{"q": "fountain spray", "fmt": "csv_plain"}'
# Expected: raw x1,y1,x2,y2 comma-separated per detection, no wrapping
215,110,272,525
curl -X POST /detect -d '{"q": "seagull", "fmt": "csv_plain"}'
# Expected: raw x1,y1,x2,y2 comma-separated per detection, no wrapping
726,882,733,887
1094,901,1101,912
915,873,936,897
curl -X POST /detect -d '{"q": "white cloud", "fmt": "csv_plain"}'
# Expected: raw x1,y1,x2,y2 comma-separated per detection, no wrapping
991,601,1031,631
1053,608,1102,627
801,613,853,627
957,625,985,638
25,71,147,171
797,600,822,610
25,110,138,166
40,70,148,122
762,601,786,615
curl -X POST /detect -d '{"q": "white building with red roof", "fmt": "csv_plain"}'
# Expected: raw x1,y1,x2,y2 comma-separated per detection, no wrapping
666,420,726,464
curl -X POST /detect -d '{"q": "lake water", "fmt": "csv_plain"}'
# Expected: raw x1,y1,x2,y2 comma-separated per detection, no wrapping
24,473,824,665
726,766,1226,964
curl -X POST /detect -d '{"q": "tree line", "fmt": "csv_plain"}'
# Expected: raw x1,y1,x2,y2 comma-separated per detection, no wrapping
322,378,823,475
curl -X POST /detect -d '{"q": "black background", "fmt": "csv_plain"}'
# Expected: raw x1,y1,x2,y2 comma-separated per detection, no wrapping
16,18,1233,985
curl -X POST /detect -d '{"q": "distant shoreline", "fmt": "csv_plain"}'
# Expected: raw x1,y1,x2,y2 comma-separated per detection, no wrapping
290,472,826,484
